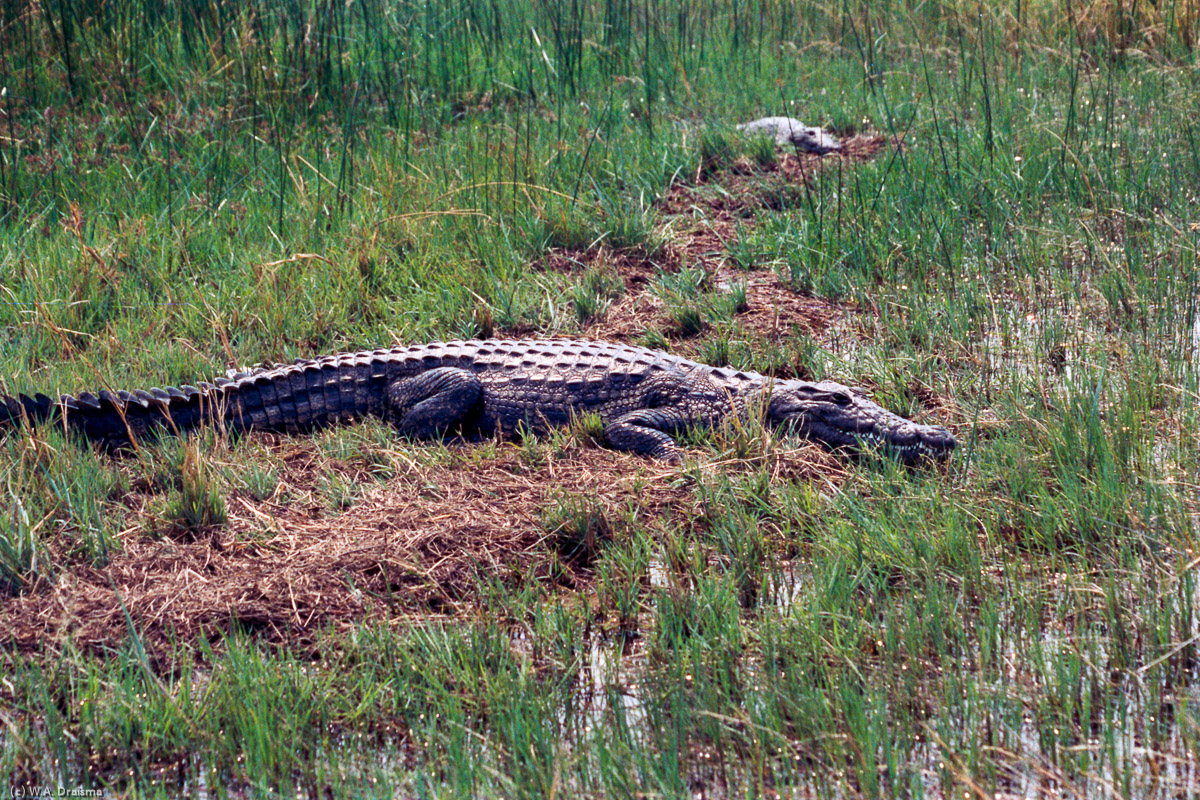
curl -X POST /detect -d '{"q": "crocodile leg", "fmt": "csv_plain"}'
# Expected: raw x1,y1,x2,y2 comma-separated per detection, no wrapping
384,367,484,437
603,370,734,462
604,409,689,462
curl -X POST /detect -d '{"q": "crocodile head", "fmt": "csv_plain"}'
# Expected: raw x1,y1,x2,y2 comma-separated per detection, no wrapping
764,380,955,464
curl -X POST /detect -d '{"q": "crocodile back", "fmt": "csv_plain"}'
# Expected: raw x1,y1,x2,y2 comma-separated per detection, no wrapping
0,340,769,446
367,339,767,433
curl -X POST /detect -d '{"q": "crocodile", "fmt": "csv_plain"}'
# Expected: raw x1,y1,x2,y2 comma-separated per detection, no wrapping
0,339,955,464
737,117,842,155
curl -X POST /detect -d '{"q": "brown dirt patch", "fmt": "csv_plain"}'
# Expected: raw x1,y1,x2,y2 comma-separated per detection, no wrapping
0,439,836,659
778,133,897,179
660,135,899,223
535,242,681,292
583,270,850,351
660,133,898,255
721,272,849,342
536,136,896,351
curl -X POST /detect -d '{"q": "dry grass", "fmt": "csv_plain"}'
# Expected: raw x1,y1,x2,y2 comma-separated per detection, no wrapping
0,437,839,658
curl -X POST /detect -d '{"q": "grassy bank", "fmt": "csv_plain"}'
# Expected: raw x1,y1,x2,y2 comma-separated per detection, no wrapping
1,0,1199,796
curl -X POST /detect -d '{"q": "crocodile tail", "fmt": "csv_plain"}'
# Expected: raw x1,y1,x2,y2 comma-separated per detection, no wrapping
0,392,60,433
0,353,384,446
224,355,381,433
0,383,233,447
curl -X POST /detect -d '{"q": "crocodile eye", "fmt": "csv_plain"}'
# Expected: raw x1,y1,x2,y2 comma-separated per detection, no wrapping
829,390,851,406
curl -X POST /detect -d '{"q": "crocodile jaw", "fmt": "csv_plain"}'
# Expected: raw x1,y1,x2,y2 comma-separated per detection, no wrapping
767,380,956,464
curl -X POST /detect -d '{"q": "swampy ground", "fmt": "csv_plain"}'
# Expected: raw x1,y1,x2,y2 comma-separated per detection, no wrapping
1,1,1199,797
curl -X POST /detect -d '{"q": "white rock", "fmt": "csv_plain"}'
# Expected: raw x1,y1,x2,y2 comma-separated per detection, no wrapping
736,116,842,155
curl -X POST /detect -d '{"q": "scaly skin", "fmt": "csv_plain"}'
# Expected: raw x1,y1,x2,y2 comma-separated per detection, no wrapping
0,339,955,463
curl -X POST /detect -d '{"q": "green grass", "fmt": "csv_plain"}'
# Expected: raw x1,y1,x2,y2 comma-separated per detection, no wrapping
569,267,624,325
3,0,1200,797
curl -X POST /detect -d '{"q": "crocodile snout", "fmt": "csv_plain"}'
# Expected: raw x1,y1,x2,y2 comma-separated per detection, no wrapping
768,380,955,464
